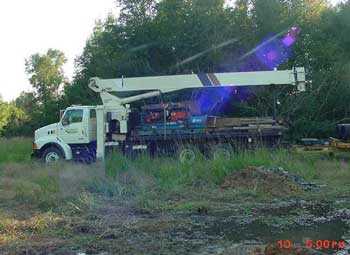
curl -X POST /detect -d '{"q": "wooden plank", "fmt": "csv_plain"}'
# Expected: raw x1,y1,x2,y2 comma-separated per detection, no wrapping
207,116,276,128
206,125,285,132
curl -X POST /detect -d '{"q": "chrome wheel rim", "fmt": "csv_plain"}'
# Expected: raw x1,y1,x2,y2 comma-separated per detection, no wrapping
179,149,195,163
213,148,231,160
45,152,60,163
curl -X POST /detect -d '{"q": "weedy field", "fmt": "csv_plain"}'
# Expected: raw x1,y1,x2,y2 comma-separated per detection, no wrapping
1,138,350,254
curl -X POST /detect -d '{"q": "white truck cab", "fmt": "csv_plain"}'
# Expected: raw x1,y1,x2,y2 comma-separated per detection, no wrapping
32,106,97,163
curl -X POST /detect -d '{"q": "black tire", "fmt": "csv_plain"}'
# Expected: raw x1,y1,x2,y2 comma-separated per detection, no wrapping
42,146,63,163
178,146,196,164
210,144,233,160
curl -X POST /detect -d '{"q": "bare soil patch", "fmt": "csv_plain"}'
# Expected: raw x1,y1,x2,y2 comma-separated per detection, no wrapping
221,166,302,196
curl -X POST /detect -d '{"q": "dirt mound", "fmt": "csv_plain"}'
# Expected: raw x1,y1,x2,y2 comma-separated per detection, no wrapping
221,166,301,196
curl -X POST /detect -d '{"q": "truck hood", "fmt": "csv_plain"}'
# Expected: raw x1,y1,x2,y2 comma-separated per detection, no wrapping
34,123,58,141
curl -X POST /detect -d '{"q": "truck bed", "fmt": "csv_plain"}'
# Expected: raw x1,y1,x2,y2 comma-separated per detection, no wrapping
131,116,285,143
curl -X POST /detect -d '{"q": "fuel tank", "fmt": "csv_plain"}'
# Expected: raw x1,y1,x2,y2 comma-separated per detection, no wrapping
337,124,350,141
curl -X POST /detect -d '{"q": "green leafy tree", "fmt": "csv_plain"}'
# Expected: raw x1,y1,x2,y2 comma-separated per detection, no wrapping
13,92,41,135
25,49,66,102
61,0,350,140
25,49,67,125
0,100,27,137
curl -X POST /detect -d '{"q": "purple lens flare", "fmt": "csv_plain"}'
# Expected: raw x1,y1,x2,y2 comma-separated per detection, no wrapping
282,26,301,47
255,26,301,70
196,27,300,114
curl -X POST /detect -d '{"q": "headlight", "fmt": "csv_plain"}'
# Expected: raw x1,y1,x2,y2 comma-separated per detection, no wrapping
32,142,38,150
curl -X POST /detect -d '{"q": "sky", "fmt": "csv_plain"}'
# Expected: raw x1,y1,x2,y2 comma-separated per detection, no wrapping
0,0,344,102
0,0,118,102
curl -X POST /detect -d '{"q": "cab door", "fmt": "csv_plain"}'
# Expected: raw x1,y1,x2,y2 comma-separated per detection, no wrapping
58,109,88,144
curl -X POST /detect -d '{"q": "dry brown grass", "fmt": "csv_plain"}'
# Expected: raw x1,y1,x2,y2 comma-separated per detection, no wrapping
0,161,107,249
0,211,62,246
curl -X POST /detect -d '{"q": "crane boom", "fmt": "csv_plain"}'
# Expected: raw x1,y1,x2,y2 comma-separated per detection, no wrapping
89,67,305,97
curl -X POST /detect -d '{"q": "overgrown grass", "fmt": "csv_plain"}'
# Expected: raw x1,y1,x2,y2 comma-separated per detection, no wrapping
103,148,350,210
0,138,350,252
0,137,32,164
1,138,349,212
105,148,327,190
0,162,103,211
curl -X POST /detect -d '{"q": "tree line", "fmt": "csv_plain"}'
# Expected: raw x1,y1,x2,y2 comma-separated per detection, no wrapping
1,0,349,140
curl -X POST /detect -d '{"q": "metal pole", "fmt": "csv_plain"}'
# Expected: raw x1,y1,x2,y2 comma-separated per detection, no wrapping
273,90,277,121
96,106,106,167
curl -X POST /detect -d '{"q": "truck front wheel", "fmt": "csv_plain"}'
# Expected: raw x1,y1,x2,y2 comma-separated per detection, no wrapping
42,147,63,163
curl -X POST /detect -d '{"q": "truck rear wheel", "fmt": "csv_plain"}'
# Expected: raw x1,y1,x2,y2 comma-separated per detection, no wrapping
211,144,232,160
42,147,63,163
178,147,196,164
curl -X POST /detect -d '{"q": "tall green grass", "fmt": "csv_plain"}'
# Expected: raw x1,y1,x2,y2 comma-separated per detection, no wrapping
0,162,103,210
105,148,324,192
103,148,350,210
0,137,349,212
0,137,326,190
0,137,32,164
